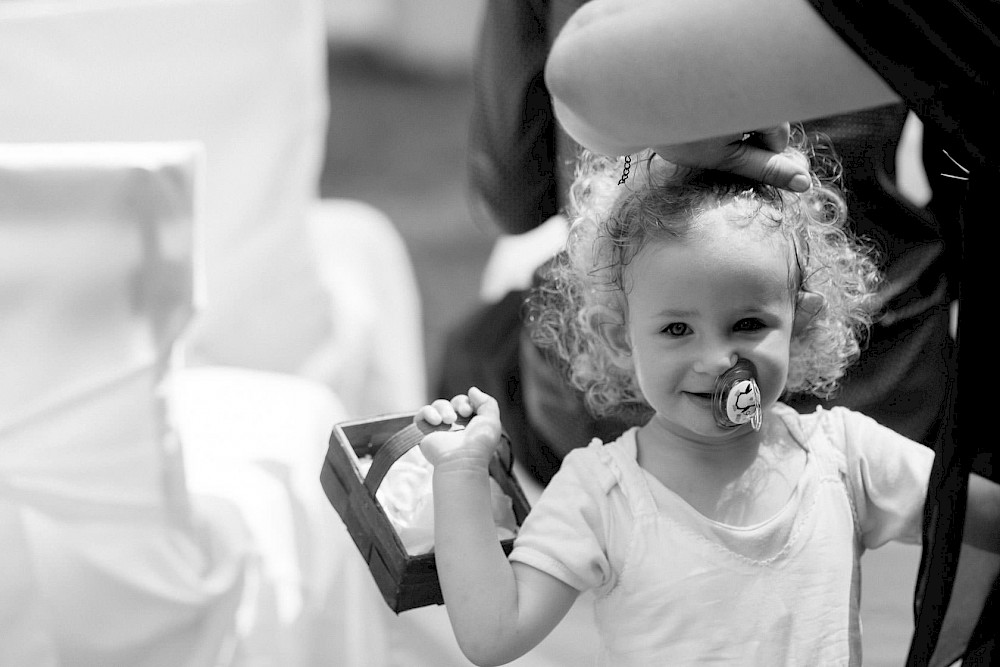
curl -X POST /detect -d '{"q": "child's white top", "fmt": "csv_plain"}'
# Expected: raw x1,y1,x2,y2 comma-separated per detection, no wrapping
509,403,933,666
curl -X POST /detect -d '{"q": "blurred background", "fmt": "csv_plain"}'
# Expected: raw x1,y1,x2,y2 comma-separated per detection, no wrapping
321,3,497,384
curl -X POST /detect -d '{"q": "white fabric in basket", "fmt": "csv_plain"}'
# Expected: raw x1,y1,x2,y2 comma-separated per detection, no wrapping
357,446,517,556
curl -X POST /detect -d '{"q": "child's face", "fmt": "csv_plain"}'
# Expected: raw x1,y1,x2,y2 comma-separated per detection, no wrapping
620,209,797,442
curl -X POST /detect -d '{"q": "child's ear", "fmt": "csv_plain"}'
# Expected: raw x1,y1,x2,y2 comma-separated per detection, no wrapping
793,291,825,336
589,305,632,362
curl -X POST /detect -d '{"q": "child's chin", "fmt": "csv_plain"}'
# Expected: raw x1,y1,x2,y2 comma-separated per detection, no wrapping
700,419,753,440
678,416,742,441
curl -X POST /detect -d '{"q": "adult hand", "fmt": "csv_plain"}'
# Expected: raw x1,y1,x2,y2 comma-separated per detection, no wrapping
654,123,811,192
417,387,503,467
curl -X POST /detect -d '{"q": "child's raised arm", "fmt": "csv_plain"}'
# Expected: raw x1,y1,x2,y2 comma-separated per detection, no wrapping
419,388,579,666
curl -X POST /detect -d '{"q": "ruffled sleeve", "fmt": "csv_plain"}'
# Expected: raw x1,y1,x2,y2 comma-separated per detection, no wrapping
508,439,619,593
822,407,934,549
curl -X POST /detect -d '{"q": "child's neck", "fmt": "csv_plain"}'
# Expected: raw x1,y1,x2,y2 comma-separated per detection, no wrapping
635,415,805,526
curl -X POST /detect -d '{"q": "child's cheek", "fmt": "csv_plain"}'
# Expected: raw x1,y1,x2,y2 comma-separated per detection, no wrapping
757,337,793,406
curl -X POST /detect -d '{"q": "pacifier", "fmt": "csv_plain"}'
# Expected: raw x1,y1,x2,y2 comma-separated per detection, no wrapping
712,358,763,431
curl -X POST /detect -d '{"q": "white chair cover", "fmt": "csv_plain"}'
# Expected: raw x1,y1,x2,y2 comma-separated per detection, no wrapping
0,502,58,667
0,142,249,666
0,1,447,664
0,0,427,414
0,0,331,380
168,366,351,665
304,199,426,416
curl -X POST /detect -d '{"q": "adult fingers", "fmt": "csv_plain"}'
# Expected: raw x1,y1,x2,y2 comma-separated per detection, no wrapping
725,144,811,192
751,123,791,154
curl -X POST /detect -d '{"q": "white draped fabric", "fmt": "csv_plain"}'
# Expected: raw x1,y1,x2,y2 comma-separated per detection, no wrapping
0,0,425,404
0,0,428,662
0,143,249,666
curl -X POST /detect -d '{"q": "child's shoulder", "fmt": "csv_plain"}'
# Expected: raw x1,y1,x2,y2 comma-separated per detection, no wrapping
773,400,902,430
556,428,639,496
771,401,867,434
769,401,919,458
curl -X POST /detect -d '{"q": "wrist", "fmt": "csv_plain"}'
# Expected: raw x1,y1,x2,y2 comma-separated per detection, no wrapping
432,449,492,476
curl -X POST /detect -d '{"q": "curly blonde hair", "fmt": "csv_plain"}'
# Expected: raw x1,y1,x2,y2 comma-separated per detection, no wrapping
526,132,882,421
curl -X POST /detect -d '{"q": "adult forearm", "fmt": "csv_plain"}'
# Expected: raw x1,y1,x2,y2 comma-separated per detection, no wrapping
965,472,1000,554
544,0,899,154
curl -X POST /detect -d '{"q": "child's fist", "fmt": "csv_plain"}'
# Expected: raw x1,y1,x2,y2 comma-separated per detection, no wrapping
417,387,502,467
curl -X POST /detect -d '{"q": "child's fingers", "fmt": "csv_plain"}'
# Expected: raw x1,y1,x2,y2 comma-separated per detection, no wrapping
418,398,460,426
417,389,502,465
451,394,474,418
464,387,502,449
433,398,460,423
416,405,442,425
467,387,498,414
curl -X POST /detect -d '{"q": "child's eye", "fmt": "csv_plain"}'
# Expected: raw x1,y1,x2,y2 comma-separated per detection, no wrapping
661,322,690,336
733,318,766,332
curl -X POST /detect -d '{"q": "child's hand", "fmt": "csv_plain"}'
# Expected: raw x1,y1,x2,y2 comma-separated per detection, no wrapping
416,387,503,467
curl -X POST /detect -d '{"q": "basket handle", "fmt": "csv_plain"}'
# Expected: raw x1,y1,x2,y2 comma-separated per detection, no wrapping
363,417,513,495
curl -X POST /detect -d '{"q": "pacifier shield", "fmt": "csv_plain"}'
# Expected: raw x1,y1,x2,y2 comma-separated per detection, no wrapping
712,359,763,431
725,379,761,426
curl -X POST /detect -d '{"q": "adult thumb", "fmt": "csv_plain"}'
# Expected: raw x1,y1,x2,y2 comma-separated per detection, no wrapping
730,145,811,192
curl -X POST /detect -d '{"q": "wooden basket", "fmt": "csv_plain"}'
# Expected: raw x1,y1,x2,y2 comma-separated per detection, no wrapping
320,412,531,613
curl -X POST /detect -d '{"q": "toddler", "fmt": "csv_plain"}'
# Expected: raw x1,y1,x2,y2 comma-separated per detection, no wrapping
416,140,994,665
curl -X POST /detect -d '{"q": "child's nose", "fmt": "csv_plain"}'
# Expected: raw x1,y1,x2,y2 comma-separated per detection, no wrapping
692,348,738,376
